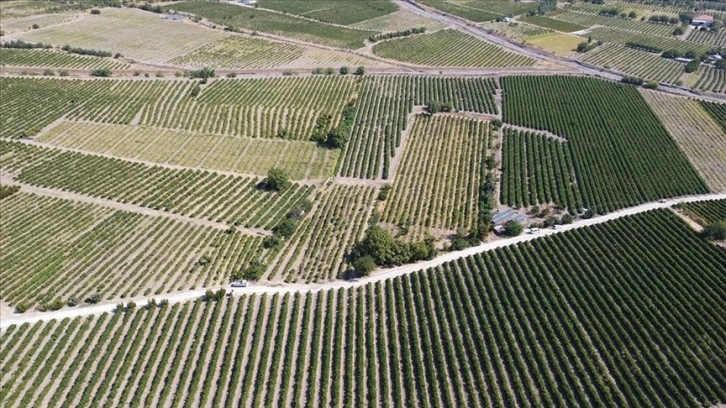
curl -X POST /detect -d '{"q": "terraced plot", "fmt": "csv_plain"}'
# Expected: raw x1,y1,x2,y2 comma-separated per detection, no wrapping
0,140,314,230
679,199,726,225
257,0,398,25
36,121,339,180
502,76,708,213
641,91,726,192
578,44,684,83
266,185,376,283
687,27,726,48
17,8,227,63
694,66,726,94
500,128,582,211
0,48,128,69
165,1,375,49
0,193,266,310
2,210,725,407
382,115,488,239
584,26,711,54
550,10,677,36
372,29,535,67
351,9,446,32
169,35,304,69
339,76,498,179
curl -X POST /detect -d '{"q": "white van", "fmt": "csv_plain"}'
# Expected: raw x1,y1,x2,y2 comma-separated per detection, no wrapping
231,280,248,288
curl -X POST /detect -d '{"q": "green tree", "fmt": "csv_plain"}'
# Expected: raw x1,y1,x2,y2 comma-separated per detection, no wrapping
352,255,376,276
263,168,291,191
354,226,396,265
273,218,297,238
354,66,365,75
339,66,349,75
504,221,523,236
701,221,726,240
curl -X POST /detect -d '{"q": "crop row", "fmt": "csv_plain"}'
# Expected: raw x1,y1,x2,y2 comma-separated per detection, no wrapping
550,10,675,36
578,44,684,84
500,128,582,211
641,91,726,193
382,115,488,238
687,26,726,48
37,120,339,180
164,1,376,49
700,100,726,131
583,26,711,54
338,75,498,179
2,210,725,407
0,192,266,309
0,140,313,229
0,49,129,69
373,29,536,67
501,76,708,213
169,35,304,69
266,185,376,283
694,66,726,94
679,199,726,225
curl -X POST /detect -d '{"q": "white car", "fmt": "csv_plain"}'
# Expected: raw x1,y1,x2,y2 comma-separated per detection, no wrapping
231,280,248,288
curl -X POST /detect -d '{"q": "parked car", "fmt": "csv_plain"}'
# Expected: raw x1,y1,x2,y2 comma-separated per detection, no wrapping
231,280,248,288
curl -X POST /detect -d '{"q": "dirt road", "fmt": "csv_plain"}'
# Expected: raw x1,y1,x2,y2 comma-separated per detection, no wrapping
3,192,724,329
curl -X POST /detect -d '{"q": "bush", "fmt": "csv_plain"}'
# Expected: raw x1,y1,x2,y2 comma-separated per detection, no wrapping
32,24,40,29
43,68,55,76
190,84,201,97
263,234,283,249
273,218,297,238
85,293,102,304
504,221,523,236
189,67,215,79
14,301,31,313
90,68,112,77
354,66,365,76
377,185,391,201
701,221,726,240
90,8,101,14
325,67,335,75
62,44,113,57
67,297,79,307
58,69,69,77
644,81,659,90
352,255,376,276
685,59,700,73
1,39,51,49
241,259,266,280
339,66,349,75
226,72,237,78
312,67,324,75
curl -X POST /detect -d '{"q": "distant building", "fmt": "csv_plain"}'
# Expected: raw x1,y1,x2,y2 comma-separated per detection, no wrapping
240,0,257,4
692,14,714,27
166,13,185,21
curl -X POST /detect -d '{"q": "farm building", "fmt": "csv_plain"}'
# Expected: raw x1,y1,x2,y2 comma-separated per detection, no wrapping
166,13,185,21
691,14,714,27
491,208,527,226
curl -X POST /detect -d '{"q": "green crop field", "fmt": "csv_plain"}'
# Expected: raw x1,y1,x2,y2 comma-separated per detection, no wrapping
0,140,314,230
418,0,501,22
256,0,398,26
701,101,726,131
549,10,676,36
695,67,726,94
584,26,711,54
372,29,535,67
381,115,489,239
500,127,582,210
501,76,708,213
164,1,375,49
169,35,304,69
679,199,726,225
2,210,725,407
0,48,129,69
578,44,685,84
36,121,339,180
520,15,587,32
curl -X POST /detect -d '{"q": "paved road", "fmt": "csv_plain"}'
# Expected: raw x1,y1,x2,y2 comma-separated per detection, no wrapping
3,193,724,329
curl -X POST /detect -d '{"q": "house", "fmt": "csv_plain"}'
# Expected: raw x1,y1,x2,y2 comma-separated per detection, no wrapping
692,14,714,27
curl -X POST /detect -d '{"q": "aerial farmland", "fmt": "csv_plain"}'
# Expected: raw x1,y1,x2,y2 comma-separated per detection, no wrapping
0,0,725,407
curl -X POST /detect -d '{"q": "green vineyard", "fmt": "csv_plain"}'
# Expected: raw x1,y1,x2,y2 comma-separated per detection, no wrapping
701,101,726,132
0,141,314,230
339,76,498,179
578,44,684,84
169,36,304,69
0,49,129,69
500,128,582,211
694,66,726,94
36,121,339,180
501,76,708,213
382,115,488,238
2,210,725,407
0,193,266,309
372,29,536,67
266,185,377,283
679,199,726,225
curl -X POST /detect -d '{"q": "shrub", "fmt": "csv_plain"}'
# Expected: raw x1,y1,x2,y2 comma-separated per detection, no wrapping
645,81,659,90
352,255,377,276
685,59,700,73
67,297,79,307
354,66,365,76
339,66,349,75
58,69,69,77
43,68,55,76
32,24,40,29
701,221,726,240
325,67,335,75
90,8,101,14
504,221,523,236
85,293,102,304
14,301,31,313
189,67,215,79
273,218,297,238
90,68,112,77
226,72,237,78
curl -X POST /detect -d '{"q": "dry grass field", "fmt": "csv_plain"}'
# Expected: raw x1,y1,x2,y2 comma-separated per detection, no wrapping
17,8,227,63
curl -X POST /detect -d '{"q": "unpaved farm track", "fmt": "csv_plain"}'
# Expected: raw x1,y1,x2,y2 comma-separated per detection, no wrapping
3,193,724,329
